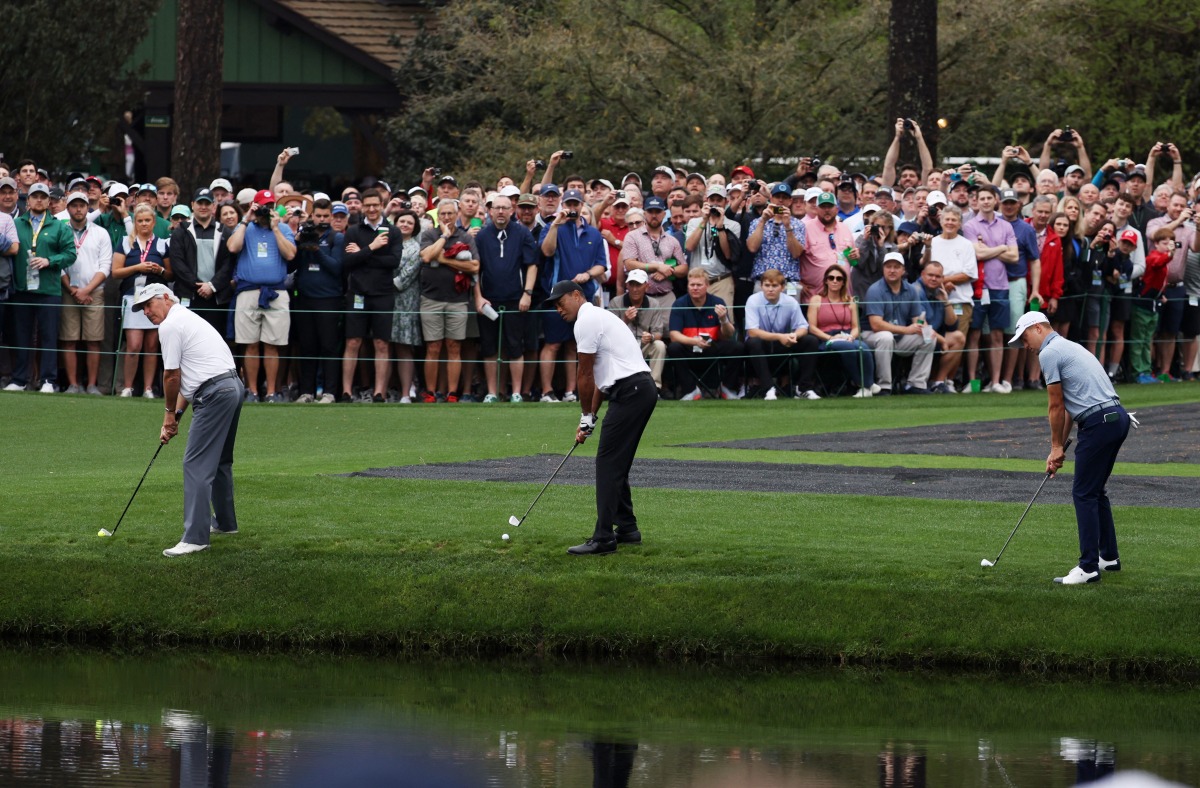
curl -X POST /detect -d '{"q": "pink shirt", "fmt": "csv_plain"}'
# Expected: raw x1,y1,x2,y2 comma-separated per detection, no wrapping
802,217,854,300
815,297,856,335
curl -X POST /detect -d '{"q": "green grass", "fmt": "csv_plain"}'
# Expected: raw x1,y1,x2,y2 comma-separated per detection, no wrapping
0,384,1197,675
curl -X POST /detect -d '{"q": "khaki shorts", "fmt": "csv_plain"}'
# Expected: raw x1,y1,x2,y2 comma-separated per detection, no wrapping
419,296,468,342
60,289,106,342
234,288,291,346
953,301,973,334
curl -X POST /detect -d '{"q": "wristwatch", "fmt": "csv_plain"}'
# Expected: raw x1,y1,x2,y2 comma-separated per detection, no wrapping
166,407,183,420
523,289,534,295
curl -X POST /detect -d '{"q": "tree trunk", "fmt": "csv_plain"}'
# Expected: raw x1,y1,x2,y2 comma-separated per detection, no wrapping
887,0,938,163
172,0,224,194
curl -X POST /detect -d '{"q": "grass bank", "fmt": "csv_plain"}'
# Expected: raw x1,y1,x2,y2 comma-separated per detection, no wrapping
0,385,1197,676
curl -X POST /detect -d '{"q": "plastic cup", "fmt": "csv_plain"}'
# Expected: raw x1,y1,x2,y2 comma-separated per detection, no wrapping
970,379,981,393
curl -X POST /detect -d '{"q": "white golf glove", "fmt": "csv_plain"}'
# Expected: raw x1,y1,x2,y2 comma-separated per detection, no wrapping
578,412,596,436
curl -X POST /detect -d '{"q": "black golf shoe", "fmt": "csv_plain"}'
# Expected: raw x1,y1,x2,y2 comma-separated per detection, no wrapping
567,538,617,556
615,529,642,545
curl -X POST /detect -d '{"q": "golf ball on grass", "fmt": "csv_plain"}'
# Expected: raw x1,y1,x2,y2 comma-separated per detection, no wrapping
502,533,510,541
97,530,109,538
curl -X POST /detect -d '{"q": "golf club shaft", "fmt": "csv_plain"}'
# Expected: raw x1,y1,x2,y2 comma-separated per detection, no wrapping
516,440,580,526
990,438,1072,565
109,442,166,536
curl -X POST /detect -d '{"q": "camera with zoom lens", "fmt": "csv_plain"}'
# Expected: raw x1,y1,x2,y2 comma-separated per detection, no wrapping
903,119,914,131
296,220,326,247
565,210,580,220
561,151,574,160
709,206,721,217
535,160,546,169
1060,127,1075,143
253,204,272,220
431,167,442,178
810,156,822,169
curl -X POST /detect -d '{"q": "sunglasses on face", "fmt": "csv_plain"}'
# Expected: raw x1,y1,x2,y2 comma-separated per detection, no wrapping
826,275,845,282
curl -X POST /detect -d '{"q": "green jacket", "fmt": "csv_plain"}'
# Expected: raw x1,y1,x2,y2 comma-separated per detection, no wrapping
14,213,76,296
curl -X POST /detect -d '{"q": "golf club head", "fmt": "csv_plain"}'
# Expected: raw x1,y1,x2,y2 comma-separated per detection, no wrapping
508,515,521,528
99,529,113,537
980,559,994,567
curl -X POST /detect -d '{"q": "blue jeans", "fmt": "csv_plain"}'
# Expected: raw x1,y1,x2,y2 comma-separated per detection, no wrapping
10,291,61,386
822,338,875,387
1072,405,1130,572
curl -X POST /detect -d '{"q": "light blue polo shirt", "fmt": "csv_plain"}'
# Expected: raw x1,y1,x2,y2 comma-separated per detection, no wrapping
1037,331,1119,418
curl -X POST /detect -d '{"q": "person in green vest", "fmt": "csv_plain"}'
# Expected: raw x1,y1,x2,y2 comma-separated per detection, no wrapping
4,183,76,392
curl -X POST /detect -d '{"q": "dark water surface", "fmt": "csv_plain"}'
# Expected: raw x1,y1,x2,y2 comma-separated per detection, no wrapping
0,651,1196,787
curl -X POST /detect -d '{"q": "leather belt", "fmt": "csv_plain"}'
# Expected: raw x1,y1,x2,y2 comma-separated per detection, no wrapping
1074,398,1121,424
195,369,238,399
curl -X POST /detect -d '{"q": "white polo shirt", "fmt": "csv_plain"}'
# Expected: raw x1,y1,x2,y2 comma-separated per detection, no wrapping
64,222,113,288
573,301,650,392
158,303,237,400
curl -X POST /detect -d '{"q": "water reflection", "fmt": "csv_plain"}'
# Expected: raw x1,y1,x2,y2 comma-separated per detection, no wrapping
0,652,1196,787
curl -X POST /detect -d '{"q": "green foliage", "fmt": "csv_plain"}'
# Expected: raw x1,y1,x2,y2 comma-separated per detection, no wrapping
385,0,1200,181
0,0,162,169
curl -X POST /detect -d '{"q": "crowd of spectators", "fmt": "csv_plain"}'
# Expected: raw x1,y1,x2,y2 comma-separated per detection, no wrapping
1,120,1199,403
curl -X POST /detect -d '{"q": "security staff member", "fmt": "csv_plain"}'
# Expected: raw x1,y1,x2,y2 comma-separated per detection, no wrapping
1011,311,1132,585
133,283,244,558
544,280,657,555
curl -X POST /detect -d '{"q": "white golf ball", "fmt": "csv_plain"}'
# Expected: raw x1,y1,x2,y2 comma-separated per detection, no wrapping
502,533,510,541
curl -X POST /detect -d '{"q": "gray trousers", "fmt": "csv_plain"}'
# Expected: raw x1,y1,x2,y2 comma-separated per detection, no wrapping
862,330,935,388
182,376,243,545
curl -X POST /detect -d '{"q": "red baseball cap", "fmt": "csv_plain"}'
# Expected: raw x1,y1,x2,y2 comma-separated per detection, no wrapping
1119,229,1138,244
253,189,275,206
731,165,755,179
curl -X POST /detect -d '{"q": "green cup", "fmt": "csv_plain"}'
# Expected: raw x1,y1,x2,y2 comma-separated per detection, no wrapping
970,379,982,393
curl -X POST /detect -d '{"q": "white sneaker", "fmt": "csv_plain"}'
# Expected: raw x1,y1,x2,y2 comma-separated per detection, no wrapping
1099,557,1121,572
318,393,336,404
719,384,742,400
794,388,821,400
680,387,703,401
961,382,975,394
296,394,315,403
852,387,872,398
944,380,958,394
509,393,523,403
997,380,1013,394
562,391,578,403
119,387,134,397
66,384,84,394
400,396,412,404
1053,566,1100,585
162,542,210,558
39,381,56,393
981,382,995,393
540,392,560,403
86,385,103,396
763,387,778,401
142,389,156,399
869,383,881,395
2,383,23,392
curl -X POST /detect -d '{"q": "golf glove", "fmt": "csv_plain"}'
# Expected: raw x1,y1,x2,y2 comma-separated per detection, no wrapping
578,413,596,436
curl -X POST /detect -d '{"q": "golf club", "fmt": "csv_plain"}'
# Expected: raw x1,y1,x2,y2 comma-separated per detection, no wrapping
100,442,166,538
981,438,1071,568
508,440,581,529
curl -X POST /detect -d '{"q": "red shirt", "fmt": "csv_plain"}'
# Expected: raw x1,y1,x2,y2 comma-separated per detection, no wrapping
1033,227,1063,300
598,217,630,280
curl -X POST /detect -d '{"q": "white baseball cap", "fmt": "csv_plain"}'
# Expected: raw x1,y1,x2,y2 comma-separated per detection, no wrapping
926,190,948,208
626,268,649,284
1009,311,1051,344
210,178,233,192
130,283,174,312
804,186,823,201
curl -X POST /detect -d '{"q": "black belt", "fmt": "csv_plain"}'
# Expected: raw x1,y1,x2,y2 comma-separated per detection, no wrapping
707,272,732,283
195,369,238,399
606,371,653,396
1008,276,1026,282
1074,398,1121,424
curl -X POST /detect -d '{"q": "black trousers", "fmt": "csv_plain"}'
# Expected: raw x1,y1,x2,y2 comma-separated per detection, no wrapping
593,371,657,541
293,295,344,396
666,339,745,390
1072,405,1130,572
745,334,820,390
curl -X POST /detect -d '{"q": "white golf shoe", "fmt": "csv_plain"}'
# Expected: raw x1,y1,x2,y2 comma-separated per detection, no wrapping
1099,557,1122,572
1053,566,1100,585
163,542,209,558
763,387,778,401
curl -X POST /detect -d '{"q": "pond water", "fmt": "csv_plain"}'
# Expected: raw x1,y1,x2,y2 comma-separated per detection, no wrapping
0,650,1195,787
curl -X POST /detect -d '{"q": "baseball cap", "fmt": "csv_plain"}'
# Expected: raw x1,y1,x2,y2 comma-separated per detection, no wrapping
1009,311,1051,344
170,204,192,219
407,186,426,197
67,177,88,191
236,188,257,206
926,190,948,207
1127,165,1148,181
193,188,214,203
562,188,584,204
253,189,275,206
622,172,642,186
897,221,919,235
686,172,706,184
130,283,174,312
626,268,649,284
342,189,362,202
862,203,881,215
883,252,905,266
612,192,631,206
706,184,727,199
836,177,857,192
28,183,50,196
816,192,836,207
0,177,16,190
590,178,614,190
106,182,129,198
1064,165,1085,176
876,186,894,198
517,193,537,207
731,165,755,179
138,183,158,194
48,187,65,200
498,184,522,198
541,183,562,196
644,196,667,212
542,280,584,307
804,186,823,201
85,175,103,187
770,182,792,197
1000,188,1020,203
331,201,350,215
1119,229,1139,244
948,178,969,191
210,178,233,193
66,191,89,205
653,165,675,179
438,175,457,185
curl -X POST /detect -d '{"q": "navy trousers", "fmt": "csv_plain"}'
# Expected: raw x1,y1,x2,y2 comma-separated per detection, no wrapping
1072,405,1130,573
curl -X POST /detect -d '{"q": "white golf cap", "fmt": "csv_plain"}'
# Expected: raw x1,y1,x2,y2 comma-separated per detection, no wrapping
626,268,649,284
883,252,905,266
862,203,881,215
130,283,174,312
107,182,129,198
926,190,948,207
210,178,233,192
1009,311,1051,344
499,184,522,198
804,186,823,201
706,184,727,198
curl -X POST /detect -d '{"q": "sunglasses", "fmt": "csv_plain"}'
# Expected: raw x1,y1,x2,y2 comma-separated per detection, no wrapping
827,233,836,250
628,221,644,227
826,275,845,282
